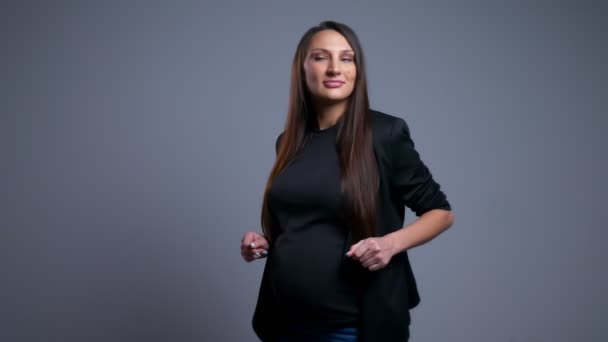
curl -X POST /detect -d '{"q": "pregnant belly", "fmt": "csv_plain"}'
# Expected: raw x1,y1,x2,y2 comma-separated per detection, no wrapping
269,233,360,315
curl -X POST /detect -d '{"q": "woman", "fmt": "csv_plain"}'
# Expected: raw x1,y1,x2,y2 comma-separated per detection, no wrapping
240,20,454,342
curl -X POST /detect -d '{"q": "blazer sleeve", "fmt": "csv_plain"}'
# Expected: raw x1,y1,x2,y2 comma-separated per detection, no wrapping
388,118,451,216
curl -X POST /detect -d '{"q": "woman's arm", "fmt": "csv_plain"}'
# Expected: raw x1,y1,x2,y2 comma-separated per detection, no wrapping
347,116,454,270
346,209,454,270
385,208,454,254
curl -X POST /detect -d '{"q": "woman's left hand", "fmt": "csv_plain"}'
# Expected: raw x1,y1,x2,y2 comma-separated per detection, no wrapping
346,236,397,271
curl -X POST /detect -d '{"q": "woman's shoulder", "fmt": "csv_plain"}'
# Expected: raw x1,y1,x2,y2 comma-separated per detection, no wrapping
370,108,409,142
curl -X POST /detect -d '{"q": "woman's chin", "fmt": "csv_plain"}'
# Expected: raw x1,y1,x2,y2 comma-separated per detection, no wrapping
316,94,350,104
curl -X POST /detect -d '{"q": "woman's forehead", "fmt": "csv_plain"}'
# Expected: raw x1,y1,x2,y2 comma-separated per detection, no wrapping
307,30,354,53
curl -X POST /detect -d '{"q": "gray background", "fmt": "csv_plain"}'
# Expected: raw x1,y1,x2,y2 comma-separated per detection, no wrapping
2,0,606,341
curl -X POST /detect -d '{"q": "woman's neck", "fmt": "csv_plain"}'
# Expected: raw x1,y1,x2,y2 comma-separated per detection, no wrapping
313,101,347,130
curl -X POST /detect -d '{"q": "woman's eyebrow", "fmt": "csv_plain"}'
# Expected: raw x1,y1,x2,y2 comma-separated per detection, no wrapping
310,48,354,54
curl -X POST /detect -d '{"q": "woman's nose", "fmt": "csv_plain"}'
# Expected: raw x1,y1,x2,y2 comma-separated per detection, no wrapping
327,61,341,75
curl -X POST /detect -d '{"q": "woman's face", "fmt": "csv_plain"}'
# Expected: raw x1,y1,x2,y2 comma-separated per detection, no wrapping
303,30,356,106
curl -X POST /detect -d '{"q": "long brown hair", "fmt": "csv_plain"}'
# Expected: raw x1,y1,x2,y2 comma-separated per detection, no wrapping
261,20,379,244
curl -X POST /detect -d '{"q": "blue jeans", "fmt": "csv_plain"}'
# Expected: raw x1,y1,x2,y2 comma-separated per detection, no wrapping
277,324,359,342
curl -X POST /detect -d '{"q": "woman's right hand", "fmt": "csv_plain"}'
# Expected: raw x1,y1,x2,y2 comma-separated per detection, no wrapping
240,231,270,262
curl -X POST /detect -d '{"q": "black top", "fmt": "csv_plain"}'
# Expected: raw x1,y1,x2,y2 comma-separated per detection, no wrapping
267,118,364,328
253,110,452,342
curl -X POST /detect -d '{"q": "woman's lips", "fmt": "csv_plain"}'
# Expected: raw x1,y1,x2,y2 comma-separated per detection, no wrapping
323,81,345,88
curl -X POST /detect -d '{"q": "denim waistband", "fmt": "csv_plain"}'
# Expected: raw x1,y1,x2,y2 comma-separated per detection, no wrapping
278,323,359,342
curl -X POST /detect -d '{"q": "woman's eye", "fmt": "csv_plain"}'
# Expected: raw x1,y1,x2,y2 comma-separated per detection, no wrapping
311,55,353,62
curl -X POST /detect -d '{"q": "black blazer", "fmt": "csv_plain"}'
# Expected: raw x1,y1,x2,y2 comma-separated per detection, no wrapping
252,109,451,342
